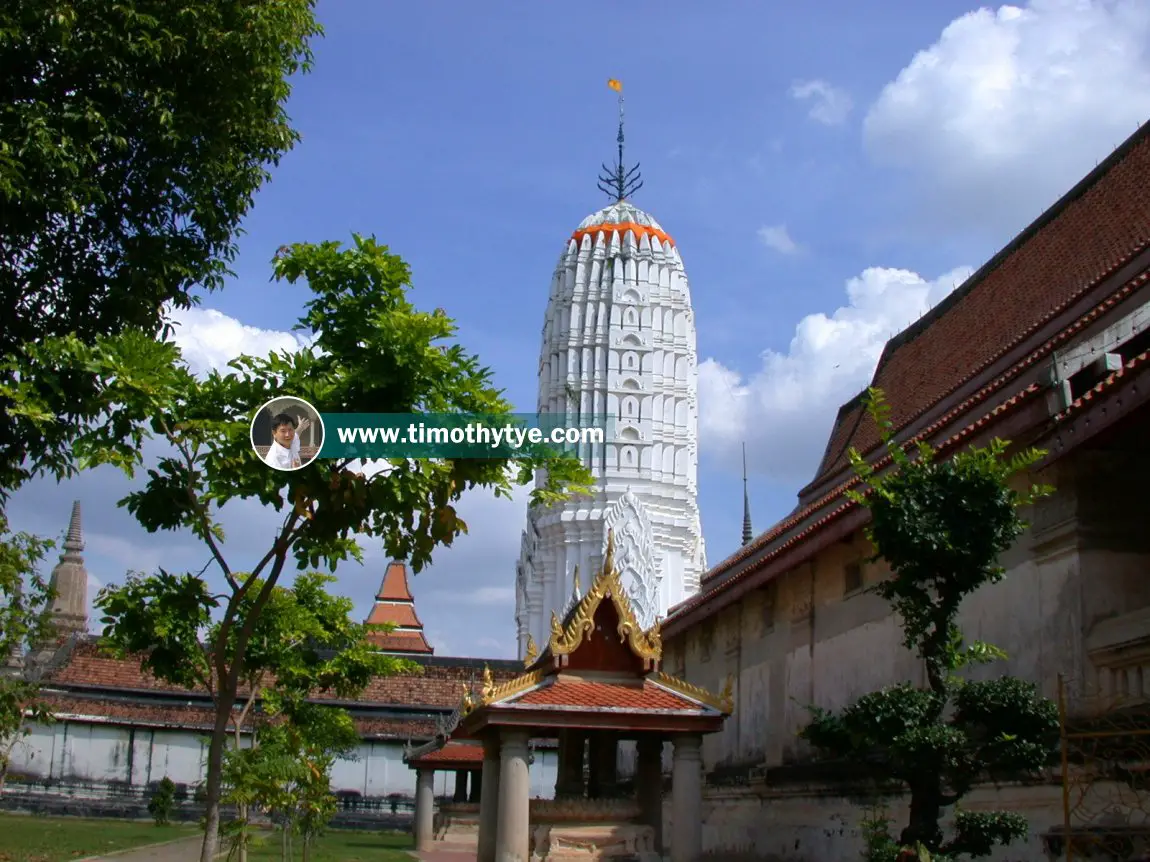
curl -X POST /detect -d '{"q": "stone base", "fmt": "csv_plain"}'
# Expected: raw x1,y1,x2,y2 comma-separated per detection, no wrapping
433,802,480,847
530,823,658,861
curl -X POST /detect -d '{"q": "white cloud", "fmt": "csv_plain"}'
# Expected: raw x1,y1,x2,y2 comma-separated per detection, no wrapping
699,264,974,484
790,79,854,126
167,306,312,376
864,0,1150,234
757,224,802,255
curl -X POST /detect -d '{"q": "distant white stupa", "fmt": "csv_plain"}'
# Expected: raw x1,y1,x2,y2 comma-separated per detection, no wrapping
514,84,705,658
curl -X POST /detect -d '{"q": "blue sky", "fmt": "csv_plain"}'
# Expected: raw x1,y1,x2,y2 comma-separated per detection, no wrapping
13,0,1150,657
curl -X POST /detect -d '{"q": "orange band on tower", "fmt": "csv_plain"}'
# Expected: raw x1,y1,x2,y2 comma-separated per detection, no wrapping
571,221,675,247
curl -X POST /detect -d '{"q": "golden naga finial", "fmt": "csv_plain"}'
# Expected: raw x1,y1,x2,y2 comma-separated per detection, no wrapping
461,682,475,714
524,634,539,667
603,528,616,576
719,673,735,713
481,663,495,702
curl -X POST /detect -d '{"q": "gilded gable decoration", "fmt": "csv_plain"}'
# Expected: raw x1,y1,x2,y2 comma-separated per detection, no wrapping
479,668,546,706
653,671,734,714
524,634,539,667
546,529,663,663
481,663,495,702
461,682,475,715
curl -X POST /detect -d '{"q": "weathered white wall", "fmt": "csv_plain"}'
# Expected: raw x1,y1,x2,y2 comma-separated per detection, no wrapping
8,719,559,803
12,721,209,788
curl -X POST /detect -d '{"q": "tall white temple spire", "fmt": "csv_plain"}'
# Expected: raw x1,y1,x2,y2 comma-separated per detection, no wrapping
514,82,706,657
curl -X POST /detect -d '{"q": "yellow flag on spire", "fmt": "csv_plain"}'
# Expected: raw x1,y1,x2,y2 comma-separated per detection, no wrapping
607,78,622,92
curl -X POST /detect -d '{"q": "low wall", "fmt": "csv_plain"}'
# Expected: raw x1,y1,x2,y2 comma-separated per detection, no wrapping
675,776,1150,862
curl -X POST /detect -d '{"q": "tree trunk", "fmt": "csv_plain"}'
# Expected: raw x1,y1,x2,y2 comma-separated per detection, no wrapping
900,784,944,851
0,732,22,793
199,692,237,862
234,717,249,862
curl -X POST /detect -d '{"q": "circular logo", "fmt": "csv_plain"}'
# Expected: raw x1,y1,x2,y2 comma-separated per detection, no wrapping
250,397,324,472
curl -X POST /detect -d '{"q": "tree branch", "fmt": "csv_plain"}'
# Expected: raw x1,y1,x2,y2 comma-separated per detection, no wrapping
157,416,237,591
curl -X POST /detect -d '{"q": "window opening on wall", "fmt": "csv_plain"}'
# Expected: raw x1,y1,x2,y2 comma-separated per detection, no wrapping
844,561,863,596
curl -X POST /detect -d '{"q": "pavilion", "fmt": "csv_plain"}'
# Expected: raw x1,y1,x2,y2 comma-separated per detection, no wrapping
407,530,733,861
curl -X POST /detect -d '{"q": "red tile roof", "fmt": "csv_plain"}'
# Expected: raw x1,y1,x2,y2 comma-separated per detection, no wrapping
47,641,519,710
39,693,437,740
802,123,1150,499
362,560,434,654
408,740,484,767
376,561,414,601
365,629,434,654
505,678,708,712
366,603,422,629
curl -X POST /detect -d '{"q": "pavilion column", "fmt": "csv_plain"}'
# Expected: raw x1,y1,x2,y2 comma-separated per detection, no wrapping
671,734,703,862
587,730,618,799
636,737,664,853
495,729,532,862
469,768,482,803
454,769,469,802
554,729,586,798
477,735,502,862
414,768,435,852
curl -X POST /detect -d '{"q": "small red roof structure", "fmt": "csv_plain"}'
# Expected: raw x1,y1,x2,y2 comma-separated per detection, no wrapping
406,738,484,770
455,530,732,738
364,560,433,654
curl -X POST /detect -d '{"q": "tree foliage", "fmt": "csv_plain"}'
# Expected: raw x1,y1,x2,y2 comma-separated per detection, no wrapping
0,518,56,792
798,389,1060,860
85,235,591,862
148,776,178,827
0,0,321,495
222,703,359,862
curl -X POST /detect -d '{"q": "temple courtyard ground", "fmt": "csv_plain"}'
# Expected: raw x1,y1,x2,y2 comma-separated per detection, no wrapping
0,814,414,862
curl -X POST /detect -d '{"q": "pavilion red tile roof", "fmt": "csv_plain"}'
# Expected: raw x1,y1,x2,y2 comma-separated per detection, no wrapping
507,678,712,712
801,122,1150,503
456,539,732,738
407,740,484,768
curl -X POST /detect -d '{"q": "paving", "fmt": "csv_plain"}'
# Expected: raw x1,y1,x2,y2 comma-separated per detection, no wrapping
78,835,208,862
407,850,477,861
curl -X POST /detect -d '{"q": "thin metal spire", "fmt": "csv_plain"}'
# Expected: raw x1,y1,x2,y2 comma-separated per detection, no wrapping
598,79,643,202
741,443,753,545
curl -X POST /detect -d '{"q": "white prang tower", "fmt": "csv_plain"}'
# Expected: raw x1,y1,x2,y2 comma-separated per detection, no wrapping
515,81,706,658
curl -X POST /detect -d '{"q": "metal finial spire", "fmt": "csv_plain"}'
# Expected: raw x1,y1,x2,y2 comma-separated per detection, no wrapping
741,443,753,545
598,79,643,202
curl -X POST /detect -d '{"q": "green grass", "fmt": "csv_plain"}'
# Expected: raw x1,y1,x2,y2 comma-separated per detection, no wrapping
0,813,197,862
240,828,413,861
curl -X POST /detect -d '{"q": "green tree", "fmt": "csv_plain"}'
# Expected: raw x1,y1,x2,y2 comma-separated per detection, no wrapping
224,702,358,862
798,389,1061,861
148,776,178,826
0,0,321,496
99,570,407,862
87,235,591,862
0,519,55,793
